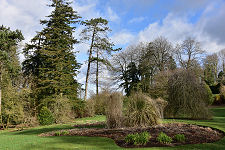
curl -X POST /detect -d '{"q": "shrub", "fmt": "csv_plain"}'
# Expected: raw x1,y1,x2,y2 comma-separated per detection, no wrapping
72,99,86,118
61,130,69,135
220,86,225,99
124,93,160,127
88,91,110,115
84,99,95,117
213,94,223,105
54,130,69,136
38,106,54,125
125,132,151,145
106,92,123,129
154,98,168,119
203,83,214,105
50,95,74,123
55,131,61,136
156,132,173,144
165,70,212,119
135,131,151,145
125,133,137,144
174,134,185,142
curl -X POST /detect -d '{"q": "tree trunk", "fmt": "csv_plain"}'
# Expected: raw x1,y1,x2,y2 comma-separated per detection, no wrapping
96,49,99,95
84,28,96,101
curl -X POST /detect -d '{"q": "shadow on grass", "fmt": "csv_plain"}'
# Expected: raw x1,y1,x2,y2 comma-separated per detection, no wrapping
14,125,74,135
23,136,120,150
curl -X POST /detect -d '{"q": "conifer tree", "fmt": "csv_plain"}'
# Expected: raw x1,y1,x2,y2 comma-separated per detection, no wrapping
23,0,81,107
81,17,119,99
0,25,24,126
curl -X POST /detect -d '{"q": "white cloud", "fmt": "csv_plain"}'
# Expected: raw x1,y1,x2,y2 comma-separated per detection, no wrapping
73,0,102,20
111,30,135,45
137,12,225,53
106,7,120,22
129,17,146,24
0,0,52,62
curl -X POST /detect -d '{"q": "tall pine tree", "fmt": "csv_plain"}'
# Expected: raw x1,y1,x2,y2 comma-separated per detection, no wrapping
23,0,81,107
81,17,119,99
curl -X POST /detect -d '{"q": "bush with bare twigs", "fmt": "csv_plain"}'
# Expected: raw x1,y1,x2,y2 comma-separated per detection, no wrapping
165,70,212,119
106,92,123,128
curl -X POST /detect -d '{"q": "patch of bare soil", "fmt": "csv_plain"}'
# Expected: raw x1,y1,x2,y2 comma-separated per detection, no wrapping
40,123,224,148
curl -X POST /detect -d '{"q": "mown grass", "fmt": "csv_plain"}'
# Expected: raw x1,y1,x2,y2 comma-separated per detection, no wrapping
0,108,225,150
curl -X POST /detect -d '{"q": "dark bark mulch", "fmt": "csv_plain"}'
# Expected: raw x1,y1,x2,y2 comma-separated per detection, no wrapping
39,123,224,148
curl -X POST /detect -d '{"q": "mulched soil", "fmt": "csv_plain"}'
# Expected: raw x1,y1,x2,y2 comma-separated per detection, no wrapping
39,122,224,148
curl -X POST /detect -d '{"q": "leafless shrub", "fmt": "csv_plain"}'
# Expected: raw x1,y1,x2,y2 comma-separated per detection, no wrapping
165,70,212,119
106,92,123,129
155,98,168,119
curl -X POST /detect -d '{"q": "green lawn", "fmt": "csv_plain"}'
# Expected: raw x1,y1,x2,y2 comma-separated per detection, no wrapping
0,108,225,150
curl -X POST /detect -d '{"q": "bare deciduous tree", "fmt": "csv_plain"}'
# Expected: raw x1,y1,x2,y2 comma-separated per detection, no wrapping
175,37,204,69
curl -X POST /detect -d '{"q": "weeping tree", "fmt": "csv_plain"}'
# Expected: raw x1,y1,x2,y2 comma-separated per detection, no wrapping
165,70,212,119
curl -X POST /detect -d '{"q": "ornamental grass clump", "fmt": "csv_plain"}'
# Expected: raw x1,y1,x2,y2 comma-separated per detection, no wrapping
106,92,123,129
124,93,160,127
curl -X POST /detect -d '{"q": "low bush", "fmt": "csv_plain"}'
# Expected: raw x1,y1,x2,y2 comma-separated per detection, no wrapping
54,131,61,136
38,106,54,125
203,83,214,105
54,130,69,136
156,132,173,144
136,132,151,145
213,94,223,105
106,92,123,129
125,132,151,145
174,134,185,142
50,95,74,123
88,91,110,115
124,93,160,127
125,133,137,144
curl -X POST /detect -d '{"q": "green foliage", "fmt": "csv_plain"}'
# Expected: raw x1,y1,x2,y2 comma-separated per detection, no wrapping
120,62,140,96
174,134,186,142
49,95,74,123
124,93,160,127
55,130,69,136
54,131,61,136
72,99,86,118
125,134,137,144
22,0,81,107
125,132,150,145
156,132,173,144
203,83,214,105
0,25,24,127
38,107,54,125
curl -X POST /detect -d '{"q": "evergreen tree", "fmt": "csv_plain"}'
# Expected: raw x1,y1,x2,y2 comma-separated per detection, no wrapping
0,25,24,126
23,0,81,107
81,17,118,99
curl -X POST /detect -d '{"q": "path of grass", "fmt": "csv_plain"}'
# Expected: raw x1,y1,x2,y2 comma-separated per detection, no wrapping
0,108,225,150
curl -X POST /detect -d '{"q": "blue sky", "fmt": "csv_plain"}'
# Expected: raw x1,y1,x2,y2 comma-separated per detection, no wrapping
1,0,225,94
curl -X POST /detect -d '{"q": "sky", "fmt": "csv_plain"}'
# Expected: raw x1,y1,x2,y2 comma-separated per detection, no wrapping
1,0,225,94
